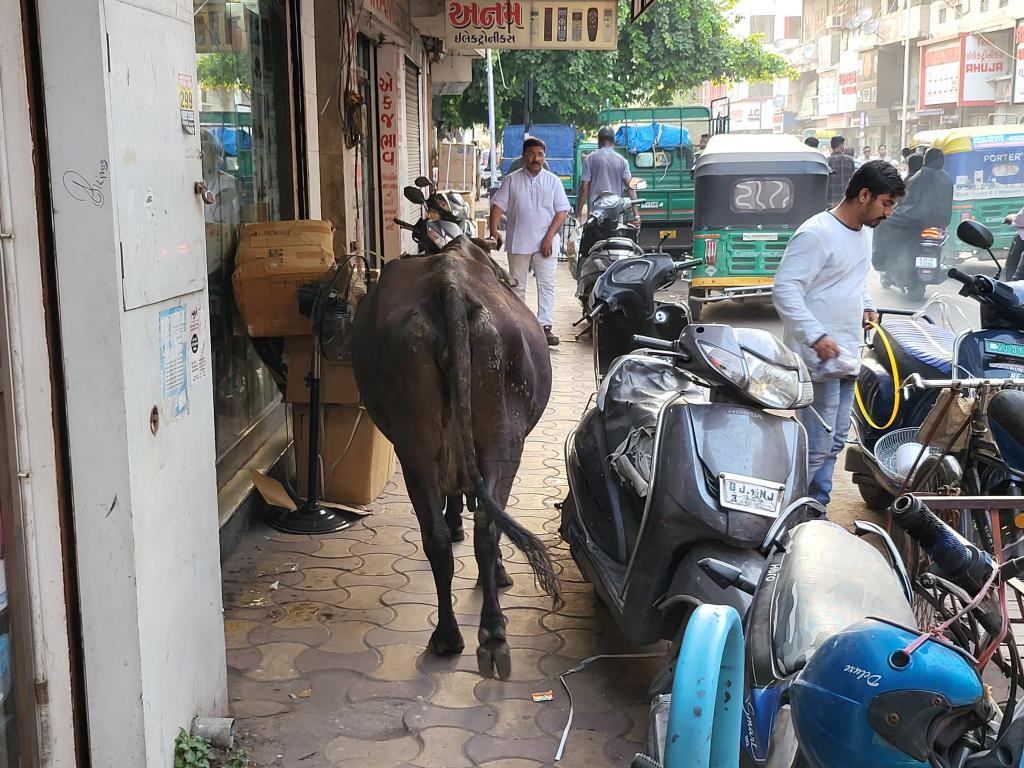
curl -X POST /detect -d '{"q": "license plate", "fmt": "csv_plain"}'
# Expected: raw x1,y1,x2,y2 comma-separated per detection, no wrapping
659,230,677,240
985,339,1024,359
719,473,785,517
915,256,938,268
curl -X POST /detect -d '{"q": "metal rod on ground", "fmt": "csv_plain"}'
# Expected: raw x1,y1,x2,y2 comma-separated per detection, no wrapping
486,49,498,189
900,0,911,151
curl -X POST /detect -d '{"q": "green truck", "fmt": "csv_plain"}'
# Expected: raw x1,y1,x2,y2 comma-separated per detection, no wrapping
595,105,727,257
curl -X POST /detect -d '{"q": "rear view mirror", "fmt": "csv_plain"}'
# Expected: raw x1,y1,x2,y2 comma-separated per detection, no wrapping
957,220,994,250
403,186,426,206
415,176,432,188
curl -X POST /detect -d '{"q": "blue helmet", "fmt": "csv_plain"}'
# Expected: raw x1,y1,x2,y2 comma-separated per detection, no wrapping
790,618,985,767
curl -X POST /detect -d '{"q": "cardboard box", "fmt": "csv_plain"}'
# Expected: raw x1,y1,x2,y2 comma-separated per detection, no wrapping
292,403,396,506
438,143,478,194
283,336,360,405
236,220,334,262
231,219,335,337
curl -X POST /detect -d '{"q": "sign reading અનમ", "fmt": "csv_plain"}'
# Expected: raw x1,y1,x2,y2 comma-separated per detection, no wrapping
445,0,617,50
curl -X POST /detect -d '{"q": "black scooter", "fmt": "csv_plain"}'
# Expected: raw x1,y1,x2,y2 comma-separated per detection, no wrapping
561,322,821,688
879,226,949,301
395,177,473,253
584,251,700,383
575,191,646,312
847,220,1024,514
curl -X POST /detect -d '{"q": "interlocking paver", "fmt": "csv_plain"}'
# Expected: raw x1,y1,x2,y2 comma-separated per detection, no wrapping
225,258,877,766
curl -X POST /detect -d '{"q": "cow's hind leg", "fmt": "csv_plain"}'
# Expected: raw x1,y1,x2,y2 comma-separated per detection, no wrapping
477,532,514,589
474,464,517,679
406,469,464,656
445,494,465,542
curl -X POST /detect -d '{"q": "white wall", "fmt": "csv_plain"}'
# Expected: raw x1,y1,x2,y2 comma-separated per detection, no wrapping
0,4,77,766
35,1,227,764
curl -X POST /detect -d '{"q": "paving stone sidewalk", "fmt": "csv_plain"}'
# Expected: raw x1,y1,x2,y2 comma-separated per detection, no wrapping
221,257,870,767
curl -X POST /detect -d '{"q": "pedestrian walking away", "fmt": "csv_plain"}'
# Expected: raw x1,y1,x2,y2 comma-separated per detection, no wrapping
773,161,905,507
576,126,638,223
490,137,570,346
827,135,856,206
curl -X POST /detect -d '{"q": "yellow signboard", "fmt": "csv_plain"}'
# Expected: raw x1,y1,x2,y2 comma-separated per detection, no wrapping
445,0,617,50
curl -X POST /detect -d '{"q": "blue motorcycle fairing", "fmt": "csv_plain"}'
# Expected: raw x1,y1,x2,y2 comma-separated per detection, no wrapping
954,328,1024,379
742,683,787,763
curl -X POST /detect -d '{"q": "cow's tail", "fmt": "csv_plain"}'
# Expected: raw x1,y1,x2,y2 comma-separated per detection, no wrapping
440,280,561,603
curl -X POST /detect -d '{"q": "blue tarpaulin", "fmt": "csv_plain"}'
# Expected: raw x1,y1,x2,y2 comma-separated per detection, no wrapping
500,124,577,177
614,123,690,154
207,126,253,157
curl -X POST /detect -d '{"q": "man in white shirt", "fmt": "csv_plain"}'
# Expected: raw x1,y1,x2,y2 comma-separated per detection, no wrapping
772,161,905,507
490,137,570,346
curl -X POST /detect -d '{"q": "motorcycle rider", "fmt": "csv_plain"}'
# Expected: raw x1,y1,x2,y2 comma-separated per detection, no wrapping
773,161,905,507
575,126,640,265
871,147,953,275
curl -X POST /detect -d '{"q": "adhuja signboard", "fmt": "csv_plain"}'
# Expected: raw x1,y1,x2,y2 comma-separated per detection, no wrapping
445,0,617,50
960,34,1007,106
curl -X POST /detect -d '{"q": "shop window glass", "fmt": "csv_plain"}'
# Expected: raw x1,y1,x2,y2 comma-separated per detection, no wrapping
194,0,295,462
0,514,18,764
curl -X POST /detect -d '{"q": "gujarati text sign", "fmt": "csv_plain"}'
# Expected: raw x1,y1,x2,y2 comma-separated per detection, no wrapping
445,0,618,50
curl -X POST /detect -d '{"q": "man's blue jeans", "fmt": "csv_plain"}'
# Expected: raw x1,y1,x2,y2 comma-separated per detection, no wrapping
796,378,856,507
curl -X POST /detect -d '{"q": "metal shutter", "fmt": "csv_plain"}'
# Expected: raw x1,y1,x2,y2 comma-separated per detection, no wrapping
404,59,422,223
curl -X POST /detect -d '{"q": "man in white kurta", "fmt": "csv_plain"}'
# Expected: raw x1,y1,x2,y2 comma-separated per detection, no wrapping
489,137,570,346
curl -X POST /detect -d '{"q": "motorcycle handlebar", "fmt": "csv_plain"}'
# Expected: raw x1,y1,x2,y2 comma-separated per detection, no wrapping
947,268,972,286
891,495,971,578
631,334,675,352
673,258,703,271
394,217,416,230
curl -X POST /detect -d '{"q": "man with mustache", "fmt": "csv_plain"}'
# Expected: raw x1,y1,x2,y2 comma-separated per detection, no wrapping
490,137,570,346
772,161,905,507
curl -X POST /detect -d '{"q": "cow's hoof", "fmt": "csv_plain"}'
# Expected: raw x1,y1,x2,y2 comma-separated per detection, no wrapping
477,639,512,680
450,524,466,543
428,626,465,656
496,563,514,588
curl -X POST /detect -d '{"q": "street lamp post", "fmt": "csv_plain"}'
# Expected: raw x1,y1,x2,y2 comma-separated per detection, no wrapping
486,49,498,189
900,0,911,150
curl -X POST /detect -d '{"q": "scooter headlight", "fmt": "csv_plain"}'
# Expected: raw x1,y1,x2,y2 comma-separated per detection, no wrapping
742,351,805,409
698,341,748,387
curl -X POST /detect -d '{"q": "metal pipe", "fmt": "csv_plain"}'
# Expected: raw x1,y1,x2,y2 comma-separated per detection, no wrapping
192,717,235,748
486,49,498,189
900,0,911,150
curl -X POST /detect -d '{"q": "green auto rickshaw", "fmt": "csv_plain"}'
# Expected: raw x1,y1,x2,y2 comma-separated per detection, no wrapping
688,134,829,321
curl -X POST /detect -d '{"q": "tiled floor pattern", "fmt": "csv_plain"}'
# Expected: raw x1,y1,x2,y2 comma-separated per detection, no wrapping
223,258,870,767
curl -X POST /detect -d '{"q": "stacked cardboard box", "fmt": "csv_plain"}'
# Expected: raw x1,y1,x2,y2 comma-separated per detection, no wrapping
437,143,478,201
283,337,395,506
231,220,335,337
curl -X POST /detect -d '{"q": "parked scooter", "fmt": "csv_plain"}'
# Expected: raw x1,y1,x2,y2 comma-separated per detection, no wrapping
575,190,646,312
395,177,473,253
636,494,1024,768
879,226,949,301
560,323,819,684
583,252,701,383
847,221,1024,550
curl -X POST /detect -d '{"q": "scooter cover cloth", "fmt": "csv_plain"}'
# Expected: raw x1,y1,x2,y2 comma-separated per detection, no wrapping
879,317,954,375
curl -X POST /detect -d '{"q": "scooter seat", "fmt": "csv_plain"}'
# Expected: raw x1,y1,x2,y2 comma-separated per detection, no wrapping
879,317,954,376
772,522,916,676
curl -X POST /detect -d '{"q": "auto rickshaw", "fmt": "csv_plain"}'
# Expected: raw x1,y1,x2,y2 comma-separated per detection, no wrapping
687,134,829,321
911,125,1024,259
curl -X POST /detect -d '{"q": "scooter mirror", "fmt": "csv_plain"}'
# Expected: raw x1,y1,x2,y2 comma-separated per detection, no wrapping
403,186,427,206
415,175,433,189
957,219,994,250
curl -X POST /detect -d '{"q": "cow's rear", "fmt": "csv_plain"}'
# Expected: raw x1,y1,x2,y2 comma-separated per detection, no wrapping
350,242,556,678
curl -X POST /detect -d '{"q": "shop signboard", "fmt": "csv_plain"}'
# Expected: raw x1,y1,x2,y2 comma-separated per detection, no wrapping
377,47,406,260
960,33,1008,106
445,0,617,50
818,70,838,116
838,50,859,114
1013,20,1024,104
920,39,961,107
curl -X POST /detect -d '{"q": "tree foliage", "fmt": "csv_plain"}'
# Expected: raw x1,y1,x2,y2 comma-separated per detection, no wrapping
440,0,791,131
197,52,252,98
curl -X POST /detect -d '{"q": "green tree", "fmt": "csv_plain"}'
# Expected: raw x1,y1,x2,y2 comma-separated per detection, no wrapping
440,0,790,131
197,52,252,98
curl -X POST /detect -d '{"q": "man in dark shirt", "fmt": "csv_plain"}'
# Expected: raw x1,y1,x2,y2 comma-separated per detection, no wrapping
827,135,856,207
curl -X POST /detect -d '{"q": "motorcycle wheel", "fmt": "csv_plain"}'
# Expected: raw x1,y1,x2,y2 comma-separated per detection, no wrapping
907,280,926,302
856,481,893,511
765,706,810,768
